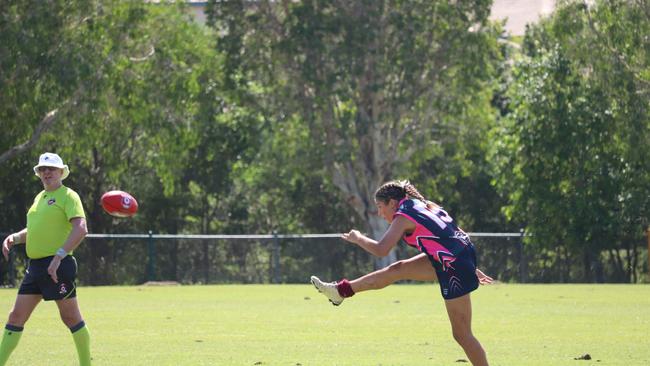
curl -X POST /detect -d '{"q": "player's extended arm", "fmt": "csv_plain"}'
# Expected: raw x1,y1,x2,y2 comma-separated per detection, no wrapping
341,216,413,257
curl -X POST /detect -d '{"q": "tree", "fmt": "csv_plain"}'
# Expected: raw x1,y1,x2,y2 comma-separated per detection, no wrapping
0,1,261,284
492,0,650,282
0,0,124,240
208,0,501,267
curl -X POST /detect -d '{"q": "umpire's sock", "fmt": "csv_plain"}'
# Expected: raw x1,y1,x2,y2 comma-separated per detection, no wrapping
0,324,23,366
70,321,91,366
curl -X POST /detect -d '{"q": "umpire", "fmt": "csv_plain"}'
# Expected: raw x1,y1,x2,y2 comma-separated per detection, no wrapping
1,152,91,366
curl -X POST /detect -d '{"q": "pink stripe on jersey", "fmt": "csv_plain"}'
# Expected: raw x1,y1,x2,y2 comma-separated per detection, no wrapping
394,210,454,260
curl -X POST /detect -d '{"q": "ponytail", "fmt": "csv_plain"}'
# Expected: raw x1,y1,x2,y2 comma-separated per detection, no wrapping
403,181,425,202
403,181,440,210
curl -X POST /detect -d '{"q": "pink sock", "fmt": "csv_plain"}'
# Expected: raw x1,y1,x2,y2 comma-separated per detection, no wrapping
337,279,355,298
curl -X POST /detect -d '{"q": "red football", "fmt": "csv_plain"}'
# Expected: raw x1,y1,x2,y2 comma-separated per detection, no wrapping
101,190,138,218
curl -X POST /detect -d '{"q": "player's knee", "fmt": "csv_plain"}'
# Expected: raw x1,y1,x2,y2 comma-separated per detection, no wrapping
452,328,474,346
386,260,404,276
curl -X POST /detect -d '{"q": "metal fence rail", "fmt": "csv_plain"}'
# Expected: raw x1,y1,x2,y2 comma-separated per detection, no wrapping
1,232,530,287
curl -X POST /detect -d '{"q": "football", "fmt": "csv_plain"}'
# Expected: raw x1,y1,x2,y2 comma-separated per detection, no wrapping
101,190,138,217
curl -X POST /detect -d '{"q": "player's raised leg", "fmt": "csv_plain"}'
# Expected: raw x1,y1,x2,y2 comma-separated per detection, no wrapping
56,297,91,366
350,253,436,292
311,253,436,305
0,294,41,366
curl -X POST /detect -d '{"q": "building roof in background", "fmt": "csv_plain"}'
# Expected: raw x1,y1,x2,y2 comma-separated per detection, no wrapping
489,0,556,36
151,1,557,36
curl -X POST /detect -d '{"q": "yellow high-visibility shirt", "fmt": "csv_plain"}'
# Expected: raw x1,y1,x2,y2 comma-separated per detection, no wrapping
26,185,86,259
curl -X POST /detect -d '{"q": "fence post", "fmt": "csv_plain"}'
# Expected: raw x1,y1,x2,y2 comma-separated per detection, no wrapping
147,230,156,282
203,239,210,284
272,232,281,284
647,227,650,282
519,228,528,283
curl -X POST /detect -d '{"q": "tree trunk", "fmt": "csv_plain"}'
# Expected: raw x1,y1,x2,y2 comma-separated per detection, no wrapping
625,244,633,283
87,148,108,285
630,240,638,283
331,158,397,269
367,214,396,269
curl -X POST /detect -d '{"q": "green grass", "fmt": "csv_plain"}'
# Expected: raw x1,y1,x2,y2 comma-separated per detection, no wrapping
0,284,649,365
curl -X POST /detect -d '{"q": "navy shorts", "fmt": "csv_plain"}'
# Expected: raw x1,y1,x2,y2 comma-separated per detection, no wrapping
427,244,479,300
18,255,78,301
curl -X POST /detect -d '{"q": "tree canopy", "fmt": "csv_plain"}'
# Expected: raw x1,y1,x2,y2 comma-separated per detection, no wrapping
0,0,647,284
492,0,649,282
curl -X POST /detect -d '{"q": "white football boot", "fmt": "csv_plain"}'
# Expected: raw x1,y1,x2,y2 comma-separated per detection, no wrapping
310,275,344,306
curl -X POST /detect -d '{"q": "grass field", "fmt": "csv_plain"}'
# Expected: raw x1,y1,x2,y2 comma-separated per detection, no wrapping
0,284,649,365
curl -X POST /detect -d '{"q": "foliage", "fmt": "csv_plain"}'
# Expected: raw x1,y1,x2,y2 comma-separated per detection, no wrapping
492,0,650,282
0,1,259,284
1,0,647,285
206,1,503,252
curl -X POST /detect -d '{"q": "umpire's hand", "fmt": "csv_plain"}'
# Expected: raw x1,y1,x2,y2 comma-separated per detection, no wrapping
2,234,14,261
48,256,62,283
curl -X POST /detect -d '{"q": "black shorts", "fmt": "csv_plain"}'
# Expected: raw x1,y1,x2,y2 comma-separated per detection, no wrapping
18,255,78,301
427,244,479,300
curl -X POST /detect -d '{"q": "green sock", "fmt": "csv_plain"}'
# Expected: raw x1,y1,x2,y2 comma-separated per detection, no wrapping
70,321,91,366
0,324,23,366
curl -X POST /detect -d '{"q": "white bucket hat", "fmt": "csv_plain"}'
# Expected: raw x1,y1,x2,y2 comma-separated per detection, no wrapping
33,152,70,180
